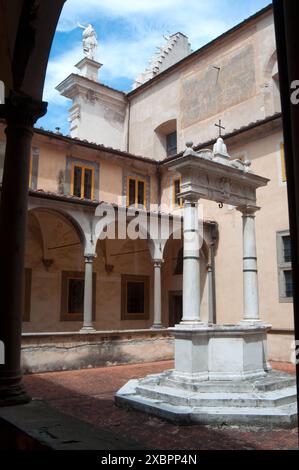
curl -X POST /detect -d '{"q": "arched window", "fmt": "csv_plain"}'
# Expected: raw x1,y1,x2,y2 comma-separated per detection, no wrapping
264,51,281,115
271,61,281,113
155,119,177,157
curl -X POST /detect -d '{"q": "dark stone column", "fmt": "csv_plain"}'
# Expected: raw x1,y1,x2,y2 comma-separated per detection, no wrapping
0,92,47,406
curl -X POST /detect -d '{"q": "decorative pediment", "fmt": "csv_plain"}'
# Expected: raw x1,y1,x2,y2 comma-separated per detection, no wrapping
166,138,269,207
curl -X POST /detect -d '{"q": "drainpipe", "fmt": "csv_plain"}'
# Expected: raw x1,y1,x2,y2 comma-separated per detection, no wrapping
126,99,131,153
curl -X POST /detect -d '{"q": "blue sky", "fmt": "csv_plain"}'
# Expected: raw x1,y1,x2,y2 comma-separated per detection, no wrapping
37,0,271,134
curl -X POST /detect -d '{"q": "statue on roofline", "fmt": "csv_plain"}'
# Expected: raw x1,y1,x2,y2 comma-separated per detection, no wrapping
78,23,98,60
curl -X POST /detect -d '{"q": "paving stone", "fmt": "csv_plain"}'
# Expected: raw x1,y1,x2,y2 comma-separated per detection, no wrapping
21,360,298,450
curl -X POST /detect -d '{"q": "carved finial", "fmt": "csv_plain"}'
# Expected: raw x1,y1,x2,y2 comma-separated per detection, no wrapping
213,137,229,159
186,141,193,148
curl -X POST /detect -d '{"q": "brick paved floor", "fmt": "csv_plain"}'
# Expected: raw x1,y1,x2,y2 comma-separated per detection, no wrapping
23,360,298,450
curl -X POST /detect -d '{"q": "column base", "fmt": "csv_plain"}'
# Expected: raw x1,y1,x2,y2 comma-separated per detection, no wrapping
151,324,163,329
0,381,31,408
177,321,205,328
79,326,96,333
239,319,263,324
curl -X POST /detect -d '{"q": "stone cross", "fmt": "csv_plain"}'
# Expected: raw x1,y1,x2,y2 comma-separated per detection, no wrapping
215,119,225,137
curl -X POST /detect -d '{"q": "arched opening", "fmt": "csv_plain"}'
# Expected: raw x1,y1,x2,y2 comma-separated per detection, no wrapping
263,50,281,115
94,219,154,330
24,208,85,332
162,232,209,326
271,61,281,113
154,119,177,158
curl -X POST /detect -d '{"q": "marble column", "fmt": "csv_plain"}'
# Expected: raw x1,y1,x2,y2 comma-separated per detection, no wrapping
0,92,47,406
182,200,202,323
152,259,163,328
239,205,261,322
80,255,96,332
207,262,214,324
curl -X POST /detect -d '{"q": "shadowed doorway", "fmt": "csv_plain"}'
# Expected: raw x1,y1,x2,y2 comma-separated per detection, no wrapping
169,291,182,327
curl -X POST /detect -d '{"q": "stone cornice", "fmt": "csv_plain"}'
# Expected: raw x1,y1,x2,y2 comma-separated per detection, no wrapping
56,73,127,107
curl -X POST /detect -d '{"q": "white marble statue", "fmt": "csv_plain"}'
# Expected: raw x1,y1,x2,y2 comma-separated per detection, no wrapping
78,23,98,60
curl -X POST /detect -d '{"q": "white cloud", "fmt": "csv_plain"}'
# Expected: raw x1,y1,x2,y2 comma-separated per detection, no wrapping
43,46,82,103
57,0,188,31
48,0,232,89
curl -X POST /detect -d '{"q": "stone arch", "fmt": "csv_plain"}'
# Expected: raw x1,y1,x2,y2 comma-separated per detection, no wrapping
28,206,86,248
264,50,277,79
263,49,281,115
154,118,177,157
162,229,210,326
25,206,88,333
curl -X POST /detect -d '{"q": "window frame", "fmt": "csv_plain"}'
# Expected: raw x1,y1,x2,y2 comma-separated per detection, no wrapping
276,230,293,303
126,176,146,208
60,271,96,321
70,162,95,199
121,274,150,320
166,131,177,156
173,176,183,208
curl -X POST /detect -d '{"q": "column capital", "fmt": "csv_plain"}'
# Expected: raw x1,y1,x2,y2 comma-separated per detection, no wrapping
2,91,47,130
84,253,96,263
237,205,260,217
153,259,164,268
183,199,199,208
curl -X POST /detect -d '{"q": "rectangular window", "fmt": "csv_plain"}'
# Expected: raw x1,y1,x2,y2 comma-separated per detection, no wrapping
277,231,293,302
126,177,146,207
280,143,286,183
166,132,177,156
121,274,149,320
128,178,136,206
71,163,94,199
137,180,145,206
84,168,93,199
61,271,96,321
282,234,291,263
173,177,183,208
68,278,84,314
284,270,293,298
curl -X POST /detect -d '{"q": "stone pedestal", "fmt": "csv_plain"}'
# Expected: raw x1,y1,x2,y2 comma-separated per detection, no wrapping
115,323,297,427
75,57,102,82
173,323,269,381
